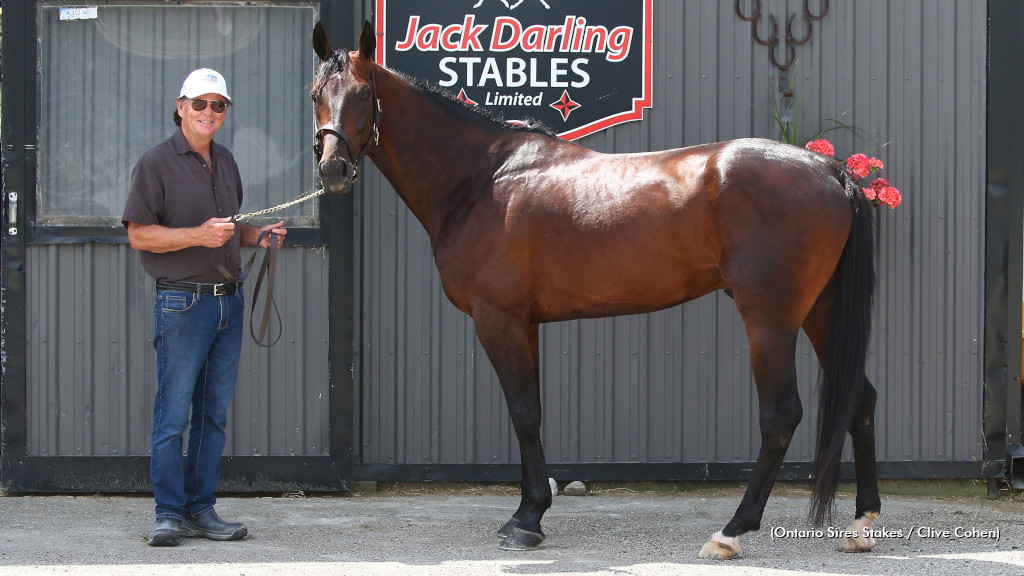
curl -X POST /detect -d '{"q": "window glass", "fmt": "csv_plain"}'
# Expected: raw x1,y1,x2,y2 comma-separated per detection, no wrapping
38,2,319,227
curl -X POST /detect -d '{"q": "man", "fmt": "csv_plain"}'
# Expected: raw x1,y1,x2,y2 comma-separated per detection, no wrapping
122,68,286,547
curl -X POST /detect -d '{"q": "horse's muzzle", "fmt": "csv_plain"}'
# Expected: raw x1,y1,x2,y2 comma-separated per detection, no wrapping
318,155,356,195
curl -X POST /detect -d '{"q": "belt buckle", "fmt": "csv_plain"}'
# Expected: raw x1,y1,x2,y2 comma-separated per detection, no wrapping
213,283,230,296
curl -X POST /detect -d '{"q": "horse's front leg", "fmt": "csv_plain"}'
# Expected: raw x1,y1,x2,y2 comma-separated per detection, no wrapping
472,306,549,550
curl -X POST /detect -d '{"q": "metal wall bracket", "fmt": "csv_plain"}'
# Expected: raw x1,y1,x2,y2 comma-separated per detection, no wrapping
1009,442,1024,489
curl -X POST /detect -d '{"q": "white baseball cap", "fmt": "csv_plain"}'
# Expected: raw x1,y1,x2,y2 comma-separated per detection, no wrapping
179,68,232,103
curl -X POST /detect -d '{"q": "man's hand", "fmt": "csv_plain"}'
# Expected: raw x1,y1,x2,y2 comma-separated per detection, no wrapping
195,217,237,248
240,220,287,248
258,221,288,249
126,218,237,253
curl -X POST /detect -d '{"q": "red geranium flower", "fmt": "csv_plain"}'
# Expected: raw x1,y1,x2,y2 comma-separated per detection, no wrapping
846,154,872,179
803,139,902,209
870,178,891,194
878,186,902,208
805,139,835,157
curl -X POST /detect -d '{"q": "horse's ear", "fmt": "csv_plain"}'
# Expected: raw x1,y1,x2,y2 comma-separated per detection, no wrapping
358,20,376,61
313,21,331,62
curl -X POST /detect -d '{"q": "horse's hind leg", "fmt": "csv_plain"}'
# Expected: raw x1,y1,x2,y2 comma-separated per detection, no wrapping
471,304,550,550
699,321,803,559
802,293,880,552
836,380,880,551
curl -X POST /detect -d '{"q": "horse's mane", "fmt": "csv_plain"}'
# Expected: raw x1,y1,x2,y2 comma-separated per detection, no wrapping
311,50,555,137
395,70,557,137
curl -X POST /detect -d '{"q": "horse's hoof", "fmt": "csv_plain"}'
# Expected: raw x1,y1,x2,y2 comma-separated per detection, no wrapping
835,510,876,553
837,512,879,553
698,531,741,559
496,518,517,538
837,534,876,552
498,527,545,551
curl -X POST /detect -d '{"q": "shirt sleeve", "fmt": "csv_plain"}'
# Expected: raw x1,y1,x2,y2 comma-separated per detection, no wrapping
122,154,164,228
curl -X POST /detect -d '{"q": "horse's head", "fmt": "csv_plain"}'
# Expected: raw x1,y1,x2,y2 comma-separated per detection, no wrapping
311,21,380,195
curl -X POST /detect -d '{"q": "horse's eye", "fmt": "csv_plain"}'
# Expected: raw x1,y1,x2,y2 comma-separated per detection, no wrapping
360,87,372,101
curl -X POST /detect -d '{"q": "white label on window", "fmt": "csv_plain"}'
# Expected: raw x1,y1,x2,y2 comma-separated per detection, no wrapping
59,7,99,21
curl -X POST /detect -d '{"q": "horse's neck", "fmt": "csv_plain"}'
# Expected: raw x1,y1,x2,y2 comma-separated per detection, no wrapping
369,73,510,239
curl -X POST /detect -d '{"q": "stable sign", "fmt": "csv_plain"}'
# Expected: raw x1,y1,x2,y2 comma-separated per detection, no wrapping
377,0,654,140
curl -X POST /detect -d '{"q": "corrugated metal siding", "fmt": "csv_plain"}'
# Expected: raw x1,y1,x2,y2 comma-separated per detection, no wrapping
25,244,331,457
22,0,988,471
353,0,987,467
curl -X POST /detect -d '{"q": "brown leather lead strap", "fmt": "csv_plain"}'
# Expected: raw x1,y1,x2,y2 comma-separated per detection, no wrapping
248,231,282,347
210,230,282,347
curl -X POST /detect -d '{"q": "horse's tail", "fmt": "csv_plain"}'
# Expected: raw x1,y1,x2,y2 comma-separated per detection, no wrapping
809,170,875,526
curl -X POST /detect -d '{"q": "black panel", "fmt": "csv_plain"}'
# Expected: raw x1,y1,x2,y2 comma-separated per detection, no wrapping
321,0,358,492
985,0,1024,475
4,456,347,493
353,460,1003,483
1,0,35,493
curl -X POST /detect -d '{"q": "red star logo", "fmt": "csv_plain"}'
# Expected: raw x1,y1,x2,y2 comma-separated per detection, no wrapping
550,90,581,121
457,88,478,107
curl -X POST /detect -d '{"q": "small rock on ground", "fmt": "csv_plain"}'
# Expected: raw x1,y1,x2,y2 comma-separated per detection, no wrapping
564,481,587,496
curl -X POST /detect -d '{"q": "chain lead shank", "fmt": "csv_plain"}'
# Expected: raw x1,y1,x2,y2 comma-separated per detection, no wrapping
234,188,326,222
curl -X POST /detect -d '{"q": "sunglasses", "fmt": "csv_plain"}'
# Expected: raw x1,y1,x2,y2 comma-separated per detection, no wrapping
184,98,228,113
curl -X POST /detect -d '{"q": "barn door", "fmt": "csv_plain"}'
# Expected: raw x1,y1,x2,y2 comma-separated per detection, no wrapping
1,1,354,493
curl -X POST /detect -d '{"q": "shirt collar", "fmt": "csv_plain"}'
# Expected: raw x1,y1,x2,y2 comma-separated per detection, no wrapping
172,129,216,159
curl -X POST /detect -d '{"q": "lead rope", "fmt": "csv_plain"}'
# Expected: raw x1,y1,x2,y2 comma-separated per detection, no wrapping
211,230,281,347
248,230,282,347
215,189,325,347
233,188,326,222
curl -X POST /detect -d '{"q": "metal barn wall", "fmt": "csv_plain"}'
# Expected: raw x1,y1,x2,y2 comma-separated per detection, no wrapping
351,0,987,472
24,244,331,458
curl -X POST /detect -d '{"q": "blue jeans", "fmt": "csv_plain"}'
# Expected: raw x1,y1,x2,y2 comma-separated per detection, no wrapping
151,287,244,520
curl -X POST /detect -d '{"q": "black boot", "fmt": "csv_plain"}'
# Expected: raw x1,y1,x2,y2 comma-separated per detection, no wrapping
147,518,181,547
181,510,247,541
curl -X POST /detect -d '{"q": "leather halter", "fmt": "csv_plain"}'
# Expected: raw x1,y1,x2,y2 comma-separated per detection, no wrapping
314,65,381,189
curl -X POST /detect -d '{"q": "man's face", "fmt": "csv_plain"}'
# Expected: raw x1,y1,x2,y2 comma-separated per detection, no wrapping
177,92,228,143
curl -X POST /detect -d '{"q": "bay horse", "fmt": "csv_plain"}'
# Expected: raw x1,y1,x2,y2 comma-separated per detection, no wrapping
312,21,881,558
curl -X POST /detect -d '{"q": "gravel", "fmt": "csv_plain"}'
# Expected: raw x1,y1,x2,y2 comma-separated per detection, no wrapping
0,484,1022,575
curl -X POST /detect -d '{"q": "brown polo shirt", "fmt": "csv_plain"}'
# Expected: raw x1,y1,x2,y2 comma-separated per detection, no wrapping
122,130,244,282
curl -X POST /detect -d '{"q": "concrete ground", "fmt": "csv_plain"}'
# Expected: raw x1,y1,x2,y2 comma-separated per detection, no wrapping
0,483,1022,575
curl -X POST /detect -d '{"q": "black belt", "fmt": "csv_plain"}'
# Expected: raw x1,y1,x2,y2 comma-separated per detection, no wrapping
156,280,238,296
